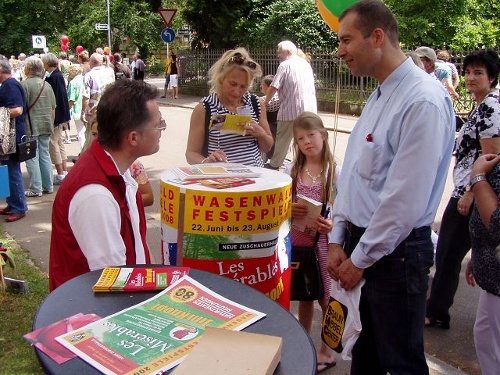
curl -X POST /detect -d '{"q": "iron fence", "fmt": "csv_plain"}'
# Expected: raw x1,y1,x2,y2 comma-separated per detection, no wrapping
177,48,377,103
176,47,491,113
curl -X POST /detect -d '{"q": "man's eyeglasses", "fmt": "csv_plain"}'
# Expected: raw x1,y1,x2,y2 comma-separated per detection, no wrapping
228,54,257,70
147,117,167,131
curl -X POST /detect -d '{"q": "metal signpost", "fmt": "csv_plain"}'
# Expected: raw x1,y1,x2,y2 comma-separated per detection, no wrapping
158,8,177,57
94,0,111,48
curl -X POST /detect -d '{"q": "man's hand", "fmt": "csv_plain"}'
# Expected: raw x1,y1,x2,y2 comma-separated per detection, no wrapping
337,258,364,291
327,244,347,281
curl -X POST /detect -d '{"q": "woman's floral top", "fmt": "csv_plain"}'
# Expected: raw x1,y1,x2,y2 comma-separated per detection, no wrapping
453,90,500,198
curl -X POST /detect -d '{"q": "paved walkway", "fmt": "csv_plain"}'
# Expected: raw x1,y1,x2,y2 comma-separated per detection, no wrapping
0,85,479,375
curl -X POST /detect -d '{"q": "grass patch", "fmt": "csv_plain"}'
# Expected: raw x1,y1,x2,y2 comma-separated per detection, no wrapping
0,229,49,375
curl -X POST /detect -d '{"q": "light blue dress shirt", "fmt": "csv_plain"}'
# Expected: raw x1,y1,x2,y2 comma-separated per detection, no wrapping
329,58,455,269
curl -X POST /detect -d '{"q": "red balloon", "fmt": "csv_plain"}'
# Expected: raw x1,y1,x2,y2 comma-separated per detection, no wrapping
76,45,84,54
60,44,69,52
109,55,114,62
60,35,69,45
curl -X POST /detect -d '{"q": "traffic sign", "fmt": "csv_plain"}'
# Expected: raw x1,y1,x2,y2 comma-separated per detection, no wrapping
158,8,177,27
161,28,176,43
178,25,191,35
32,35,46,49
95,23,109,31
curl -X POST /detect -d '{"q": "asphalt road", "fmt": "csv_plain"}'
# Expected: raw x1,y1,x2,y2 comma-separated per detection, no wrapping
1,81,481,374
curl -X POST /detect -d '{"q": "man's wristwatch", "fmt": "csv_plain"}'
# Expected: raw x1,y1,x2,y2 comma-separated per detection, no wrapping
469,173,487,190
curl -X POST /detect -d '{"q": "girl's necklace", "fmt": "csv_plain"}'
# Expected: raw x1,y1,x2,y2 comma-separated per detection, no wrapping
305,168,322,184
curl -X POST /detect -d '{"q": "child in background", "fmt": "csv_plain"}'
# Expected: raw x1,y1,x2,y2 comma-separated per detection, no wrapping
89,121,154,207
286,112,339,373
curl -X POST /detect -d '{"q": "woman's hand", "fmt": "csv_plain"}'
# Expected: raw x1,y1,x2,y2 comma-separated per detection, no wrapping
471,154,500,176
202,149,228,163
291,202,308,219
242,120,265,138
465,260,476,287
457,192,474,216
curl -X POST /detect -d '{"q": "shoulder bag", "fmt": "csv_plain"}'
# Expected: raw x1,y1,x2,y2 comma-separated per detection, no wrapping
290,204,326,301
13,81,44,162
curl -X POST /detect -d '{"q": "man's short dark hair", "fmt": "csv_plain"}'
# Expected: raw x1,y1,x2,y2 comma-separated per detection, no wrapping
113,53,122,63
97,80,159,149
340,0,399,47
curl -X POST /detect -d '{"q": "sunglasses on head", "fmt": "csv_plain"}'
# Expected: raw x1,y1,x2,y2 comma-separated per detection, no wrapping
228,54,257,70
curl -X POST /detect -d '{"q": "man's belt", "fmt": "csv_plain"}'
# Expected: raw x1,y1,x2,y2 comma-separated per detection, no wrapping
346,221,431,240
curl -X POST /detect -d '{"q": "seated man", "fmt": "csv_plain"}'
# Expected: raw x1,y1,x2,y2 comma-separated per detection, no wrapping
49,80,165,290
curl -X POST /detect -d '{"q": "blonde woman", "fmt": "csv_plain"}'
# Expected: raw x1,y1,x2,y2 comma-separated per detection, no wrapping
185,48,273,166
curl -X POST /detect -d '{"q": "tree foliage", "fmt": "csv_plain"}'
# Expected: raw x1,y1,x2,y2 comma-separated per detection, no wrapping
182,0,261,49
0,0,174,57
0,0,498,58
384,0,499,49
247,0,338,50
65,0,165,57
182,0,336,49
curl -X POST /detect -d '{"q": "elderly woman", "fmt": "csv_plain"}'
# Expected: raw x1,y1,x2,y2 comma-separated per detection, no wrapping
426,49,500,329
21,56,56,197
465,153,500,374
185,48,273,166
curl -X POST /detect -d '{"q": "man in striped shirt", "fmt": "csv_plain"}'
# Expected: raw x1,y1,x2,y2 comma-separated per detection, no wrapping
264,40,317,170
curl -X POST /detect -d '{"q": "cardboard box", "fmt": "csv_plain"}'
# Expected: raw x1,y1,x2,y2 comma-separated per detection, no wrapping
0,165,9,198
173,327,282,375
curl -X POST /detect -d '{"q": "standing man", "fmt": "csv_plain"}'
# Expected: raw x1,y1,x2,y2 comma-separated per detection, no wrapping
264,40,317,170
327,1,455,374
80,53,115,150
42,53,71,185
112,53,131,81
133,54,145,80
415,46,459,99
49,80,163,291
437,50,460,90
58,51,71,83
0,59,28,222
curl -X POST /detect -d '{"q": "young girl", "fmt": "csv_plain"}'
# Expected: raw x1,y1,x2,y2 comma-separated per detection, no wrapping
286,111,339,373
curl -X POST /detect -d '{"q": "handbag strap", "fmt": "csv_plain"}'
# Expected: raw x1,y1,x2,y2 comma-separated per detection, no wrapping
26,107,34,136
28,81,45,111
311,203,328,248
25,81,45,136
